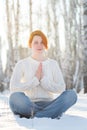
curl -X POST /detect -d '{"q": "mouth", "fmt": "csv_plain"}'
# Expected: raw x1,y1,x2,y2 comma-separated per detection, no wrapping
37,49,42,51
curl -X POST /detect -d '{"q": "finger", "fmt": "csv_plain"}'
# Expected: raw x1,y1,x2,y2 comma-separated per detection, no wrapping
40,63,42,71
38,63,42,70
39,62,42,67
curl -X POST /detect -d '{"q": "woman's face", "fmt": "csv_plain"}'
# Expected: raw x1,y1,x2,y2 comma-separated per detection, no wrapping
31,35,45,54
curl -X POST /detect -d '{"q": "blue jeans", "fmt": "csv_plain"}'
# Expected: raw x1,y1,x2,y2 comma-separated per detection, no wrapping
9,90,77,119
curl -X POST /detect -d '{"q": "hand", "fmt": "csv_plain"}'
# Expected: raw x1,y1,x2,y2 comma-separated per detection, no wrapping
35,63,43,81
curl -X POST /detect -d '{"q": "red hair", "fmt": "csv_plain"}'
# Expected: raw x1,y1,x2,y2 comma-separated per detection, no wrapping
28,30,48,49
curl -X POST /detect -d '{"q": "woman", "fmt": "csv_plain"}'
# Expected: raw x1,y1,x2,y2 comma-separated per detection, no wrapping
9,30,77,119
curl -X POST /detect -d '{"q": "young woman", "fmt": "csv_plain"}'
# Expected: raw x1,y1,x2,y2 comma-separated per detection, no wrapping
9,30,77,119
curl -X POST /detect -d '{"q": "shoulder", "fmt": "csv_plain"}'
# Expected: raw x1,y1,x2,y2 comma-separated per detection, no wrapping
48,58,59,65
48,58,61,71
15,57,30,67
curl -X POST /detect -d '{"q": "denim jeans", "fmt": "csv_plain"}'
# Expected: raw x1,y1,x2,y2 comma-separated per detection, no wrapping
9,90,77,119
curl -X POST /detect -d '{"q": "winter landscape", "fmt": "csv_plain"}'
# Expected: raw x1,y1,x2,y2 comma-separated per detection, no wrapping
0,91,87,130
0,0,87,130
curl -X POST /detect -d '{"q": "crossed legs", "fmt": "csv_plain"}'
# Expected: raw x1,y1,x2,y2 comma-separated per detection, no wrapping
9,90,77,119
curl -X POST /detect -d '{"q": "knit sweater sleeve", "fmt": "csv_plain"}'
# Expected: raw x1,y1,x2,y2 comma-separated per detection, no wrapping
40,61,66,93
10,60,40,92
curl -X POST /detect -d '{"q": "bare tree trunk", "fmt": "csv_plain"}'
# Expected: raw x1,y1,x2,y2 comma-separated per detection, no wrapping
12,0,20,62
5,0,14,79
83,0,87,93
47,0,60,65
51,0,60,62
0,38,5,91
29,0,32,32
62,0,73,89
74,0,83,92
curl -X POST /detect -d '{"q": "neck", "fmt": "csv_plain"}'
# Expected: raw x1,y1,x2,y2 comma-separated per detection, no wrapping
31,53,47,61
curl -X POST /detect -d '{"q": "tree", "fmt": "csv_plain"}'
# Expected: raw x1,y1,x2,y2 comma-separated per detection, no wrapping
83,0,87,93
29,0,32,32
5,0,14,80
12,0,20,62
0,38,4,91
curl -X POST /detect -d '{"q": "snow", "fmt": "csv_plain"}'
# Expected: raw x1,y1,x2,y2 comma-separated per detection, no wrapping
0,91,87,130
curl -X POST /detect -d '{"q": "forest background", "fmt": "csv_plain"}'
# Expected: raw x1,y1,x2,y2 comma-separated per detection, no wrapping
0,0,87,94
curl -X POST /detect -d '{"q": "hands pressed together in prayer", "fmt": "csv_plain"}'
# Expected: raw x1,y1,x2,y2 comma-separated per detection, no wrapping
35,63,43,81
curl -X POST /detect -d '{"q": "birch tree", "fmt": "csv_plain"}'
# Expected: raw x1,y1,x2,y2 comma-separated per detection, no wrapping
5,0,14,79
61,0,74,89
12,0,20,62
83,0,87,93
0,38,4,91
47,0,60,62
73,0,83,93
29,0,32,32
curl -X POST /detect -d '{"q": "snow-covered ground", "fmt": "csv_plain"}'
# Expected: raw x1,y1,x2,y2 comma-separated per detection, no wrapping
0,91,87,130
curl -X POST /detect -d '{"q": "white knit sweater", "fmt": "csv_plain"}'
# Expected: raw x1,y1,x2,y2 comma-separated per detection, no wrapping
10,57,66,101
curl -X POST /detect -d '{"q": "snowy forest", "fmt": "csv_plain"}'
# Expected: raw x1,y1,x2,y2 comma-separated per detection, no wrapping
0,1,87,130
0,0,87,94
